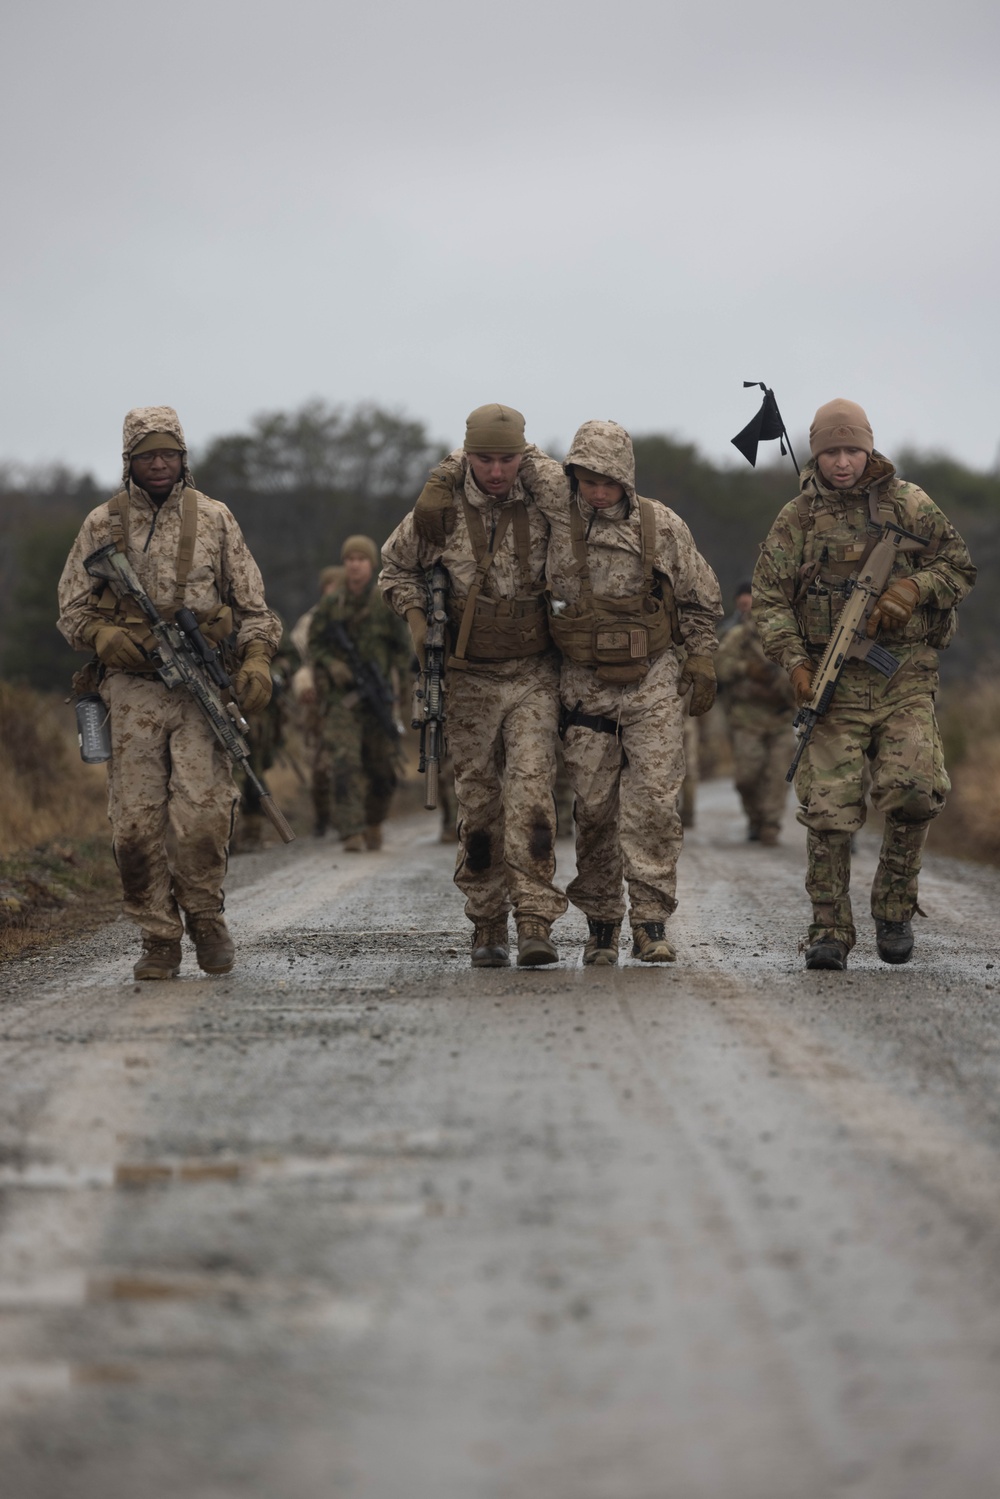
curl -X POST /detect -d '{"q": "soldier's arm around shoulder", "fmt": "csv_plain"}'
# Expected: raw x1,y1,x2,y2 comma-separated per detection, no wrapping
752,499,812,673
895,482,976,609
520,447,571,522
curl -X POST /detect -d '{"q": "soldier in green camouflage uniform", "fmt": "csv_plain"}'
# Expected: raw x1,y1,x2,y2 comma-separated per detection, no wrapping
715,585,795,845
753,399,975,969
309,536,411,852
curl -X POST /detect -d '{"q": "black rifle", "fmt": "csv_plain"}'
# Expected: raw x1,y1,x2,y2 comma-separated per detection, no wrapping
412,564,448,809
787,521,926,782
326,619,400,742
83,542,295,842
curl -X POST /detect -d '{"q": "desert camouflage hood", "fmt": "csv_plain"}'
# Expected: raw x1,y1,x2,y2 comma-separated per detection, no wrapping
563,420,636,505
121,406,195,489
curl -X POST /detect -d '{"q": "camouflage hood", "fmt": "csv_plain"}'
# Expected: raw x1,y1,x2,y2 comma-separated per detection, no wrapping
800,449,896,501
563,420,637,505
121,405,195,490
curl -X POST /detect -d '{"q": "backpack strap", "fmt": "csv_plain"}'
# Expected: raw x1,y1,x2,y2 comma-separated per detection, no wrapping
172,487,199,611
107,491,129,553
451,498,515,664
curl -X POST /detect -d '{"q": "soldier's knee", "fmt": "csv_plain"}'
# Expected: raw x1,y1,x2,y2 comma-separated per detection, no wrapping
464,827,493,873
882,788,940,823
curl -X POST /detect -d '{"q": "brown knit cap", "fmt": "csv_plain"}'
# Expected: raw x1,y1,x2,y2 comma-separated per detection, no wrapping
809,399,874,457
464,403,526,455
340,535,378,568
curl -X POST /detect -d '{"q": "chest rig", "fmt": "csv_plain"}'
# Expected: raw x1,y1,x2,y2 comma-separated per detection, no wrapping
90,488,201,668
447,496,550,671
547,498,680,684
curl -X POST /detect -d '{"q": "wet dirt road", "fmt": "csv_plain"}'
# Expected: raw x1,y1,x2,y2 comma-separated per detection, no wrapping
1,781,999,1499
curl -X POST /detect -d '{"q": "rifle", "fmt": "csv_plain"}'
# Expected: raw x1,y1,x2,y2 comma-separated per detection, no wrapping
325,619,400,743
412,564,448,809
786,522,926,782
83,542,295,842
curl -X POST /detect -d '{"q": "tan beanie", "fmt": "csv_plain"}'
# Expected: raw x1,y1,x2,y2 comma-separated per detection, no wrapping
131,430,185,454
464,403,526,455
809,399,874,456
340,535,379,568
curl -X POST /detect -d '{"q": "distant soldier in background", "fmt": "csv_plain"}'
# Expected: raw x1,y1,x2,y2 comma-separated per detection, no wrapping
714,581,795,845
290,564,344,836
309,536,410,851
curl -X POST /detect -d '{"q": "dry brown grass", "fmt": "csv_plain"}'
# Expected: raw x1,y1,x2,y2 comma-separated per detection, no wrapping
0,683,109,855
932,676,1000,864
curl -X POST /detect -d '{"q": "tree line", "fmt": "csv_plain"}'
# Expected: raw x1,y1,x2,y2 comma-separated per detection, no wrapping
2,402,997,690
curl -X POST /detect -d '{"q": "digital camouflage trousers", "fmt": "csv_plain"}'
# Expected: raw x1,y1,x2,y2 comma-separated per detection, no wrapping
314,695,398,839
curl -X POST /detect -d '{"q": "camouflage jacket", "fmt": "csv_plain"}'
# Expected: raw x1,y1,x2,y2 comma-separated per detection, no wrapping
715,616,795,725
752,453,976,674
308,580,411,694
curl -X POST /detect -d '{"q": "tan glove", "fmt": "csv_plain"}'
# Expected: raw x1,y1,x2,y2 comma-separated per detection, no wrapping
92,623,146,671
790,663,813,707
867,576,920,637
199,605,234,645
325,658,354,690
413,464,459,548
678,654,717,717
232,641,273,714
406,608,428,669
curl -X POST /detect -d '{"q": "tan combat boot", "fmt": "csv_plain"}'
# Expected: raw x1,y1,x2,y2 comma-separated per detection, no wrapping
134,936,182,981
471,917,510,968
363,824,383,851
187,915,235,975
584,919,620,966
631,922,676,963
342,833,365,852
517,917,558,967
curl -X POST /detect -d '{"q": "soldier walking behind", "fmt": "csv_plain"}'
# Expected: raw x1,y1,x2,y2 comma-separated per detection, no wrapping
57,406,281,979
380,404,567,968
753,399,975,970
714,581,795,845
308,536,411,852
541,420,723,965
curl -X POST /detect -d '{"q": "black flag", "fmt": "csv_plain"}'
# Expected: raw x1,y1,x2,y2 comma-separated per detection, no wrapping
731,382,799,472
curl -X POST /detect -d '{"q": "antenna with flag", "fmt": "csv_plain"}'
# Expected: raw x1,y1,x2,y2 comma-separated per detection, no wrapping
731,382,800,474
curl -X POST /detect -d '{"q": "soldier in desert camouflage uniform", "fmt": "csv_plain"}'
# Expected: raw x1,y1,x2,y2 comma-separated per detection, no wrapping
715,582,795,846
380,404,567,968
540,421,723,964
58,406,281,979
309,536,411,851
753,399,975,970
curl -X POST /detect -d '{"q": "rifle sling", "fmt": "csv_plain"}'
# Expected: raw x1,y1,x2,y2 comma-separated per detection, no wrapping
106,487,200,615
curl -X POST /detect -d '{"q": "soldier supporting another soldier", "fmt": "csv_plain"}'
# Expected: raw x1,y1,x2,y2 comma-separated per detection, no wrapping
715,581,795,845
309,536,411,852
753,399,975,970
541,421,723,964
380,403,567,968
57,406,281,980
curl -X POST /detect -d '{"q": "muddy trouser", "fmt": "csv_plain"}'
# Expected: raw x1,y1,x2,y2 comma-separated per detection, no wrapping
794,655,948,950
101,672,237,941
730,717,793,836
450,654,566,926
560,652,685,926
315,695,398,839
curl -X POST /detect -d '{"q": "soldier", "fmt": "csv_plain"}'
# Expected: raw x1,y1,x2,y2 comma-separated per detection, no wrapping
753,398,975,969
290,564,345,837
715,582,795,845
542,421,723,964
309,536,411,852
380,403,567,968
57,406,280,979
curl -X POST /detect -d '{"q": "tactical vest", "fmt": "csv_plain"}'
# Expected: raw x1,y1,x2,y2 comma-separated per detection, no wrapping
792,480,954,652
91,488,201,668
447,496,550,670
547,497,680,684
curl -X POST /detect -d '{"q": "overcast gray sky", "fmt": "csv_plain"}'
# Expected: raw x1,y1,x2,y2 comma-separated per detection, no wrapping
3,0,998,482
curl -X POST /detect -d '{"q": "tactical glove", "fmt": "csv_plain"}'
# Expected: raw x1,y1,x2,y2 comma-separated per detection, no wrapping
92,624,146,671
867,577,920,637
406,608,428,669
790,663,813,707
232,641,273,714
413,463,460,549
325,659,354,690
678,654,717,717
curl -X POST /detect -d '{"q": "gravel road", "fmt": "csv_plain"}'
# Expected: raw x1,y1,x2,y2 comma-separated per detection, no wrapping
1,780,999,1499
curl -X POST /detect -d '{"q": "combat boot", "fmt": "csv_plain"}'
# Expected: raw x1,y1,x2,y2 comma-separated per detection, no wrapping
187,915,235,975
342,833,365,852
758,826,780,847
631,922,676,963
134,936,182,981
875,919,914,965
517,918,558,967
584,919,620,966
471,917,510,968
363,824,383,851
804,938,848,970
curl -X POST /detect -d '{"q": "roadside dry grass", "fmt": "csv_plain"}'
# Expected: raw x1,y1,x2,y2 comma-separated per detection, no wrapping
931,676,1000,864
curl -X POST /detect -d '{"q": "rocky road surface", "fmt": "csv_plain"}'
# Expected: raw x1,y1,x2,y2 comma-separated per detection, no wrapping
1,781,999,1499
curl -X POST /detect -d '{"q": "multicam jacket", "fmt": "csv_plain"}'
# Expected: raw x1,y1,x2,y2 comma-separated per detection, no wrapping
752,453,976,675
308,579,411,693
